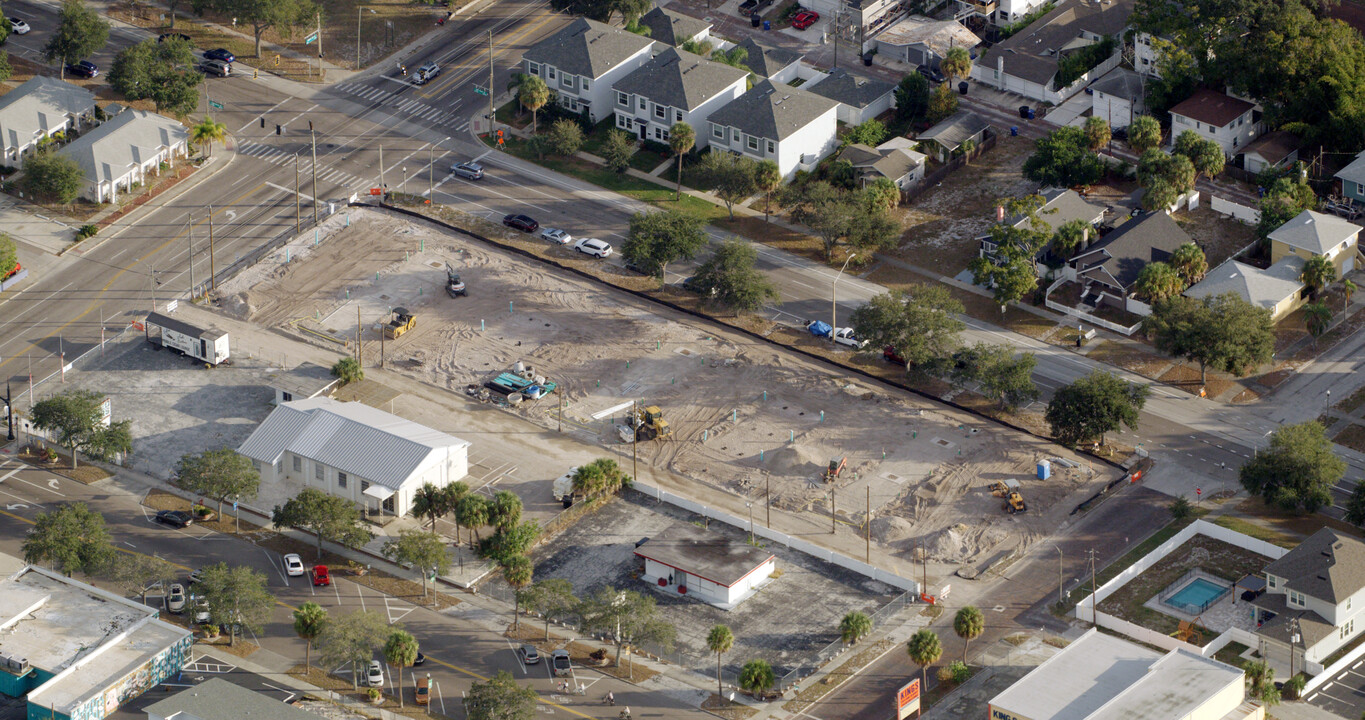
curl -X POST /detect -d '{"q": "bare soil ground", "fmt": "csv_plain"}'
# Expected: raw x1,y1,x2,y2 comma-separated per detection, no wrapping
218,208,1121,570
1171,207,1257,269
1332,424,1365,454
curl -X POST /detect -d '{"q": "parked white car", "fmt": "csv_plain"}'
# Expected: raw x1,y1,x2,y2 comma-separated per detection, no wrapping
166,583,186,613
367,660,385,687
8,18,29,34
831,327,867,348
283,553,305,577
541,228,572,244
574,238,612,258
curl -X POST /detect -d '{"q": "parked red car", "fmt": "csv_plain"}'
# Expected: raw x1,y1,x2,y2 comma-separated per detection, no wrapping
792,10,820,28
883,345,907,366
312,565,331,586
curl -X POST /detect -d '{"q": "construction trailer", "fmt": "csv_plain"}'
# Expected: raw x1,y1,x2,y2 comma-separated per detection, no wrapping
144,312,230,366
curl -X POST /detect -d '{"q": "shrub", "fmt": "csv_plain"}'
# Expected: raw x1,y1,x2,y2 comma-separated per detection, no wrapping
365,687,381,701
590,648,608,662
641,139,671,156
949,660,971,684
76,224,99,239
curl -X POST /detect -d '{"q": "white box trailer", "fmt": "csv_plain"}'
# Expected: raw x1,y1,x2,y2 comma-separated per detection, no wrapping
145,312,230,366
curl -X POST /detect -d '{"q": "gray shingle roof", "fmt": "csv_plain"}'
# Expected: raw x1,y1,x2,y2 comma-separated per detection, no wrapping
707,79,837,141
840,139,926,181
634,524,774,587
0,76,95,150
144,678,321,720
1251,594,1333,648
1267,209,1361,255
918,110,991,150
1183,256,1305,311
614,47,748,111
1072,211,1190,290
736,37,803,78
59,110,187,185
1263,528,1365,604
637,7,711,47
875,16,980,58
1335,150,1365,184
1009,188,1106,232
1242,130,1301,166
990,0,1133,85
237,397,469,491
1091,68,1144,101
806,68,895,109
522,17,654,79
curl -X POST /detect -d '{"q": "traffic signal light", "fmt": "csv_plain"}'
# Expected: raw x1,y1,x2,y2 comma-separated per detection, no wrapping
259,117,265,128
275,124,282,135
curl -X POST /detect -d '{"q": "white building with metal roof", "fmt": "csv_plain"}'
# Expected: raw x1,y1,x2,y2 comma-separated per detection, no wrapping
236,397,470,517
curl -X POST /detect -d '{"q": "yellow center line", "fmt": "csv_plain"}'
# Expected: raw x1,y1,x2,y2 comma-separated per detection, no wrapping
0,181,272,374
417,11,563,99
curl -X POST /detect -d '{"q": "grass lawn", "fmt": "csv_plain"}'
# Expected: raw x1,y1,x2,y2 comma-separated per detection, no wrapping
1058,510,1206,615
1231,496,1365,541
1210,516,1299,549
1213,641,1250,667
580,118,622,156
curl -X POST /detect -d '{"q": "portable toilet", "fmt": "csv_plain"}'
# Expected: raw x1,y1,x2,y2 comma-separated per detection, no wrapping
1037,459,1051,480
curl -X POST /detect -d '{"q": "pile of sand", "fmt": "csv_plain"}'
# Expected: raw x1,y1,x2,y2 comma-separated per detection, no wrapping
766,444,823,477
920,523,1014,563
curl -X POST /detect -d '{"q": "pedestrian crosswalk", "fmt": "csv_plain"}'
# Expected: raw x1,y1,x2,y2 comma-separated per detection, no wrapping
332,81,470,132
235,140,371,190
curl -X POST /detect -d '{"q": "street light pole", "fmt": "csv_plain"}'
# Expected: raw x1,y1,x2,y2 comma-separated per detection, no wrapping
832,254,857,345
1055,545,1063,605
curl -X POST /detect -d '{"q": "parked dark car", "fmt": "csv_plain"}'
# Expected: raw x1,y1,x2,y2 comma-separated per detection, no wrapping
502,214,539,232
65,60,98,78
155,510,194,528
917,65,945,83
203,48,236,63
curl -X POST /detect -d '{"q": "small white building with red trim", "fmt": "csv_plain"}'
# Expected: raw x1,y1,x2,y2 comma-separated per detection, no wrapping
634,525,776,610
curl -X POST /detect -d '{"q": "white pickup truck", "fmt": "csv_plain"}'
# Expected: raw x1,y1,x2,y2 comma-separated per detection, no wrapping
552,468,579,502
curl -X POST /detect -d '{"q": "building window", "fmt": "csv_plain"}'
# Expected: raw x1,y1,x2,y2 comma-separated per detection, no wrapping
1342,620,1355,639
747,135,759,151
1268,575,1278,590
617,91,629,106
315,464,324,480
655,104,666,119
528,61,541,75
713,124,724,139
1289,590,1305,607
676,110,683,122
583,79,590,91
547,67,556,80
292,456,302,472
767,140,775,154
360,479,368,492
640,98,647,110
338,472,348,489
733,129,740,141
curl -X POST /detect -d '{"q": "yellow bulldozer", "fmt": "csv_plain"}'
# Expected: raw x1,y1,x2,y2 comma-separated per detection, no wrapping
632,405,672,441
384,308,416,339
1003,491,1027,514
989,479,1021,498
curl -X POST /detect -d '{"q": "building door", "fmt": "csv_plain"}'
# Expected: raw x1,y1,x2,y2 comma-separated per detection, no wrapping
639,125,647,140
383,494,395,514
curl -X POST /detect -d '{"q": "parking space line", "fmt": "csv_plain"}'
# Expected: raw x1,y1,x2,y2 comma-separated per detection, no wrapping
352,579,362,609
15,476,64,496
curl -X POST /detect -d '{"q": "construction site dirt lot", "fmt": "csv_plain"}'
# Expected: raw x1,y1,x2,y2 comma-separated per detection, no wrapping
216,208,1123,574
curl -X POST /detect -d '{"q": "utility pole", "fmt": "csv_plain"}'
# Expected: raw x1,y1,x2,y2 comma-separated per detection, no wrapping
830,488,835,533
356,306,363,364
186,216,196,297
356,5,362,71
765,476,770,529
631,399,637,483
295,154,301,235
311,129,319,223
1056,546,1064,606
428,145,434,203
488,30,496,139
3,381,14,441
380,145,386,193
316,11,323,81
865,486,870,564
206,208,216,292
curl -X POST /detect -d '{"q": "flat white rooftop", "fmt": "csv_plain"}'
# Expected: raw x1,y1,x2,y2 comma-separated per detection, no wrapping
989,630,1161,720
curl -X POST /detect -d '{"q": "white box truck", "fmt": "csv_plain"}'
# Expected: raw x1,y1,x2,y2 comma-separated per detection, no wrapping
145,312,230,366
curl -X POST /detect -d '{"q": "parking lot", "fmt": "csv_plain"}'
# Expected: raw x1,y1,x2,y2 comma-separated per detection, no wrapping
1307,657,1365,718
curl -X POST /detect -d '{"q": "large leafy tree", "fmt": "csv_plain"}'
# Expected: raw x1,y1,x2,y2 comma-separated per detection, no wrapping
1143,293,1274,384
848,285,964,369
689,239,779,313
578,586,676,675
193,562,275,646
969,194,1050,311
1134,261,1186,302
317,610,389,690
108,38,202,117
465,670,538,720
174,447,260,515
45,0,109,77
707,625,734,699
906,629,942,694
521,578,577,641
0,232,16,277
544,119,584,157
1023,127,1104,188
927,83,958,123
292,602,328,668
23,502,115,576
111,553,179,605
600,129,634,173
1045,371,1149,446
272,487,375,558
623,209,707,281
894,73,930,121
696,151,758,220
384,630,420,708
381,529,451,602
191,0,319,59
1345,482,1365,528
787,181,900,260
31,389,132,468
1256,175,1318,246
21,152,84,205
1240,421,1344,513
954,606,985,662
950,343,1039,410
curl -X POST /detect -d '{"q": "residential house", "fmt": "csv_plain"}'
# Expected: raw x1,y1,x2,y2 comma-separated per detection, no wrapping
0,75,96,163
979,188,1107,266
1335,151,1365,207
521,18,655,122
707,80,839,179
971,0,1131,104
1067,210,1191,315
1168,88,1257,157
613,47,748,146
1132,31,1167,77
806,68,897,125
838,137,927,192
58,110,188,204
735,37,804,84
1251,528,1365,676
1241,131,1301,175
636,7,711,48
1090,68,1145,129
872,16,980,71
236,397,471,518
800,0,904,39
1267,209,1362,276
1184,256,1308,322
916,110,991,163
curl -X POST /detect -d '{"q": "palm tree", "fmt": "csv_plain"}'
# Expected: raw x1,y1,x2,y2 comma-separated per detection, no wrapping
508,73,550,132
383,629,419,708
706,625,734,699
1083,116,1111,153
190,116,228,158
503,555,533,630
292,602,328,669
906,629,942,694
754,160,781,221
1305,302,1332,345
669,122,695,201
456,494,489,545
1301,255,1337,299
1243,660,1280,707
1169,242,1208,284
960,137,977,165
953,606,984,662
1134,261,1185,301
1051,218,1089,259
940,46,972,84
838,611,873,645
1343,278,1357,316
410,482,445,532
738,659,774,698
1128,115,1162,155
442,481,469,544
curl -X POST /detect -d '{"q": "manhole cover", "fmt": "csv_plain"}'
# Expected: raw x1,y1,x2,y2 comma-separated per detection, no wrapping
428,261,442,268
882,473,904,483
933,438,954,448
674,347,695,356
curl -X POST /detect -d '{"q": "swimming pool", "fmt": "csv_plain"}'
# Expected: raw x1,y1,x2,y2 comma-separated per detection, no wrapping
1164,577,1229,613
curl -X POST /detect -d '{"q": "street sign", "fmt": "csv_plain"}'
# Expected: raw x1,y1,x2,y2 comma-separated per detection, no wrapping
895,679,920,720
305,31,319,45
369,188,383,196
473,85,489,96
209,100,223,110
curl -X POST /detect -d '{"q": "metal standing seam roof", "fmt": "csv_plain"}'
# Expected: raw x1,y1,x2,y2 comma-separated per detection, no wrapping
806,68,896,109
1266,209,1362,255
522,17,654,79
59,109,188,185
1168,88,1255,128
1183,256,1306,311
637,7,712,47
736,37,804,78
0,76,95,150
613,47,749,111
706,79,838,142
236,397,469,491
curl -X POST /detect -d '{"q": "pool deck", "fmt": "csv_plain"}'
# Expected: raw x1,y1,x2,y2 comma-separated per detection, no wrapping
1143,572,1259,635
